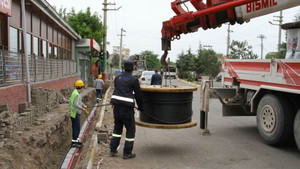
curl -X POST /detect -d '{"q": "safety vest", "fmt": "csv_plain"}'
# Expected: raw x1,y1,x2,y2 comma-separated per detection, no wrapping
69,89,79,118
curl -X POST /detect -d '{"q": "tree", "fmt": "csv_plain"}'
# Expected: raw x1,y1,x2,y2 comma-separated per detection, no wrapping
265,42,287,59
195,47,220,77
176,48,197,79
128,55,136,60
176,48,196,71
109,62,114,75
229,40,258,59
60,7,105,48
111,54,121,68
139,50,161,70
55,6,67,20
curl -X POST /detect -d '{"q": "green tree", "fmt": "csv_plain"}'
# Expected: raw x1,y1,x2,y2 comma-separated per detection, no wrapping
57,7,67,20
195,47,220,77
176,48,197,79
139,50,161,70
229,40,258,59
62,7,105,48
128,55,136,60
111,54,121,68
265,42,287,59
109,62,114,75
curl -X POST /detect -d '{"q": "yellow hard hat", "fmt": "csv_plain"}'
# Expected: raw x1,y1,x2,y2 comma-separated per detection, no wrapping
75,80,84,87
98,75,102,79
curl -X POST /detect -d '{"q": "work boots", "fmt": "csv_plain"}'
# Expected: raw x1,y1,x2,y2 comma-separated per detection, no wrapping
71,140,83,148
110,150,118,157
71,142,82,148
123,153,136,159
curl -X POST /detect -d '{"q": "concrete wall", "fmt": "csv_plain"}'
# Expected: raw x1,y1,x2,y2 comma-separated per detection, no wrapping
0,75,78,112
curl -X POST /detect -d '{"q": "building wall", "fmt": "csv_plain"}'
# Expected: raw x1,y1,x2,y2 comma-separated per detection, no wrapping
0,0,81,113
7,0,74,59
112,46,130,59
0,84,27,112
0,75,78,112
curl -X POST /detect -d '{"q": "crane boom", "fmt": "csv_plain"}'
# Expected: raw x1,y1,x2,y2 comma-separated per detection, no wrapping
161,0,300,51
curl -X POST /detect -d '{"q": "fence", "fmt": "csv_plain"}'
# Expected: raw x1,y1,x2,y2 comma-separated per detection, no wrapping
0,50,77,86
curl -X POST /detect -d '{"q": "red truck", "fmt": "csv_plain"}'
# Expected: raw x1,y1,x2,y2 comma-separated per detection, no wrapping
160,0,300,150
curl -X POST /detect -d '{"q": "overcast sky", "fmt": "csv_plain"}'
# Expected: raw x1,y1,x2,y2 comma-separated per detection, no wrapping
46,0,300,62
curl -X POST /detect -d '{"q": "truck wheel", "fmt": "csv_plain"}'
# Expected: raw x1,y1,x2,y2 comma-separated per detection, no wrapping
294,110,300,151
256,94,294,146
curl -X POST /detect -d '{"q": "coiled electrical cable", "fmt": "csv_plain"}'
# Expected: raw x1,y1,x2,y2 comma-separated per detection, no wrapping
140,90,194,124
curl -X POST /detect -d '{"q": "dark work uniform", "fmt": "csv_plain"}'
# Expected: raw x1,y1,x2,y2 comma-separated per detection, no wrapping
151,73,162,85
110,71,144,155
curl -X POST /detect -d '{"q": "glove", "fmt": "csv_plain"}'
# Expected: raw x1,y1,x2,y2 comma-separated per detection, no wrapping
83,107,89,115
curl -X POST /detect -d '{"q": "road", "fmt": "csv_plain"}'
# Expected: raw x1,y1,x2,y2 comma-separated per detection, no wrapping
112,79,300,169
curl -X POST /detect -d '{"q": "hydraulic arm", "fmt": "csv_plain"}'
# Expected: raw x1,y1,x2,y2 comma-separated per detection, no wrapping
161,0,257,51
160,0,300,66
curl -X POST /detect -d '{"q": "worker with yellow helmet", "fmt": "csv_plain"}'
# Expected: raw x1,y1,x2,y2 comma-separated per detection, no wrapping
69,80,87,148
95,74,104,102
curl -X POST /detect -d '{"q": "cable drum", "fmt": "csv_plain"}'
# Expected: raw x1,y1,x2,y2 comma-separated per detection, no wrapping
139,85,198,125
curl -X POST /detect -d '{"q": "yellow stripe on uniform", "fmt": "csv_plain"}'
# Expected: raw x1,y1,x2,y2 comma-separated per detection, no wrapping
112,133,122,137
125,138,135,142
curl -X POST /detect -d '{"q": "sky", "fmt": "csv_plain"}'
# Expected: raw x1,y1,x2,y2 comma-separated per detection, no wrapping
46,0,300,62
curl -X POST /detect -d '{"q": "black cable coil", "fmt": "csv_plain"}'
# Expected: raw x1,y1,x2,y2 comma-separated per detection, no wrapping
140,91,193,124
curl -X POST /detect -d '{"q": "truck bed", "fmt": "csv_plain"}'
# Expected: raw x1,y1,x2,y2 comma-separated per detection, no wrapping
223,59,300,94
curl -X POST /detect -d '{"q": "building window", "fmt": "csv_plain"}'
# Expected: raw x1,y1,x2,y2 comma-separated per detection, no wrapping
19,32,23,53
26,33,31,55
33,36,39,56
63,49,66,59
48,43,52,58
54,46,57,58
9,26,18,53
42,40,47,58
58,47,61,59
0,22,2,46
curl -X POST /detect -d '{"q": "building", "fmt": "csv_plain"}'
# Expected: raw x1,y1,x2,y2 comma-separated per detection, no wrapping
75,38,101,82
112,46,130,60
0,0,81,112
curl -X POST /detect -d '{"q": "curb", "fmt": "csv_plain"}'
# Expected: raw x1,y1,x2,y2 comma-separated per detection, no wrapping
178,78,201,88
86,86,111,169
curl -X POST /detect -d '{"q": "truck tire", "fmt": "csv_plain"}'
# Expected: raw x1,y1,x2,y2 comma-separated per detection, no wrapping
294,110,300,151
256,94,294,146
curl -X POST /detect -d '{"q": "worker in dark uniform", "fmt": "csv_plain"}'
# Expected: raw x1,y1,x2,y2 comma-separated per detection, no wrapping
151,69,162,85
110,60,144,160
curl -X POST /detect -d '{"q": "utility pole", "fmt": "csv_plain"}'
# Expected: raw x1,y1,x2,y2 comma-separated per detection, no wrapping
102,0,121,81
226,24,233,57
269,11,283,52
118,28,126,70
257,34,266,59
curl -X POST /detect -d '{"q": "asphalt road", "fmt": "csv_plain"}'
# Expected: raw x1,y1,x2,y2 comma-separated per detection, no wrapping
120,79,300,169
